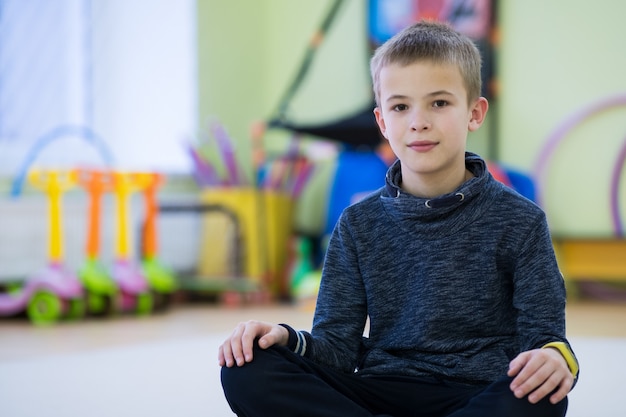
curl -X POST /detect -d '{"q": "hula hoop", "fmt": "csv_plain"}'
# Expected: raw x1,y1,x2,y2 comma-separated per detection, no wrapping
610,135,626,236
534,93,626,234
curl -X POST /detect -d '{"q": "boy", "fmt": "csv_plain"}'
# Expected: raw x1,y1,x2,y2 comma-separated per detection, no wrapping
219,21,578,417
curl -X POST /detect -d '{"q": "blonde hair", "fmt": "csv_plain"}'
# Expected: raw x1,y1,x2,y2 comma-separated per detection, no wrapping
370,20,482,107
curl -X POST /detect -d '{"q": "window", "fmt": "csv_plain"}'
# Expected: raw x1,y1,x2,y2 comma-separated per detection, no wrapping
0,0,196,178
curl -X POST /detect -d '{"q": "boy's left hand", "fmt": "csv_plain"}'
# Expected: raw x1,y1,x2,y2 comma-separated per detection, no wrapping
508,348,574,404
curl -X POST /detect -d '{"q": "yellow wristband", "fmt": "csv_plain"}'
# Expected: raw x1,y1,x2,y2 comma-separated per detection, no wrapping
542,341,579,379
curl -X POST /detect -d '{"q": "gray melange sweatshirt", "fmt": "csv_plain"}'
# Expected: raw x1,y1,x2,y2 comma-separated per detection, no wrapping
286,152,575,385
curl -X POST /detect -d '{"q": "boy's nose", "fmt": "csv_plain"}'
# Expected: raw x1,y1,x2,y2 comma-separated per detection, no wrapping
410,116,431,131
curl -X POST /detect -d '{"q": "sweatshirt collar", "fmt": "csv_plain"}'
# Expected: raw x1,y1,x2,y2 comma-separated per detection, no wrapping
380,153,495,238
384,152,487,208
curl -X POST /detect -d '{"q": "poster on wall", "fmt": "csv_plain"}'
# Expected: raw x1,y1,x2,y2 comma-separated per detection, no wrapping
368,0,497,99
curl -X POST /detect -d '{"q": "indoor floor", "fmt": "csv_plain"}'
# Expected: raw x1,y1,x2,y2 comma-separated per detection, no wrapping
1,299,624,416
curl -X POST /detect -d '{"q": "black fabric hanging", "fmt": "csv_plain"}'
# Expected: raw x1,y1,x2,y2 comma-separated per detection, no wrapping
267,0,383,150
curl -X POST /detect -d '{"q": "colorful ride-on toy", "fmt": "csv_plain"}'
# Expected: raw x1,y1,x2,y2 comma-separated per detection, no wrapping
4,169,87,324
74,168,120,315
112,259,153,315
110,171,157,315
140,172,177,310
0,263,84,325
78,258,119,315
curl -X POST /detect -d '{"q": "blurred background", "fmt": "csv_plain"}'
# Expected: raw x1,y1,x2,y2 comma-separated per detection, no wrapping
1,0,625,416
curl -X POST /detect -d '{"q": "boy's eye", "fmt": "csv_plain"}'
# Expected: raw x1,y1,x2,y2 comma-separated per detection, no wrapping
392,104,408,112
433,100,448,108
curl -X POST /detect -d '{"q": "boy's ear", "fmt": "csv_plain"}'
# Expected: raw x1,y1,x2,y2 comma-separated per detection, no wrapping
468,97,489,132
373,107,388,139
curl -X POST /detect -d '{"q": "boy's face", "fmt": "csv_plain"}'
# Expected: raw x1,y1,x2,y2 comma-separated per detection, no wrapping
373,61,487,194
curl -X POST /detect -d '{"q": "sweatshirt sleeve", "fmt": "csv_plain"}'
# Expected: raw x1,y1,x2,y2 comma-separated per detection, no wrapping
299,210,369,373
512,213,578,365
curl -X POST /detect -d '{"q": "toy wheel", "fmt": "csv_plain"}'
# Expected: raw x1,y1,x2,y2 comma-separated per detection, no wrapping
135,292,153,315
27,291,63,325
87,292,117,316
152,292,173,312
65,297,86,320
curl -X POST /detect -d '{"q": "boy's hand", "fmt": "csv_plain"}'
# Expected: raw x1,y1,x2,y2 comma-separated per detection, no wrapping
508,348,574,404
218,321,289,367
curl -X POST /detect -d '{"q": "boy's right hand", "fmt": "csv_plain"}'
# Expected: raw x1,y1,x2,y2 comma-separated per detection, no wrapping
218,320,289,367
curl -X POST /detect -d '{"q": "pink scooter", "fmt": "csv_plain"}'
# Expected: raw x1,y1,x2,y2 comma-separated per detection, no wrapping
110,171,154,314
0,170,84,324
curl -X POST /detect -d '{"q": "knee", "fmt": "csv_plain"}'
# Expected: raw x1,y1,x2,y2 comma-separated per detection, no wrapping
481,376,568,417
220,345,287,403
499,394,568,417
221,347,267,393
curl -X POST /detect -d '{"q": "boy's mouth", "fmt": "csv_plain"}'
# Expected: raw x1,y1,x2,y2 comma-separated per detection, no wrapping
408,141,438,152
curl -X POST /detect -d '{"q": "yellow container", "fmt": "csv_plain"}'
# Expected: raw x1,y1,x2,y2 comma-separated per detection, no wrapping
197,188,294,295
262,191,294,296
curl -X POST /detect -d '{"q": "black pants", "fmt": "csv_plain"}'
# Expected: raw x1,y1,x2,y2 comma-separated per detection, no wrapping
221,345,568,417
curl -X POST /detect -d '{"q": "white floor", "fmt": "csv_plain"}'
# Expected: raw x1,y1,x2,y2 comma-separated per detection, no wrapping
0,334,230,417
0,333,622,417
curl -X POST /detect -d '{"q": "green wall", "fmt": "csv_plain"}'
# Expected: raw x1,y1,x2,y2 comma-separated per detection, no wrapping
198,0,626,237
197,1,372,166
499,0,626,236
